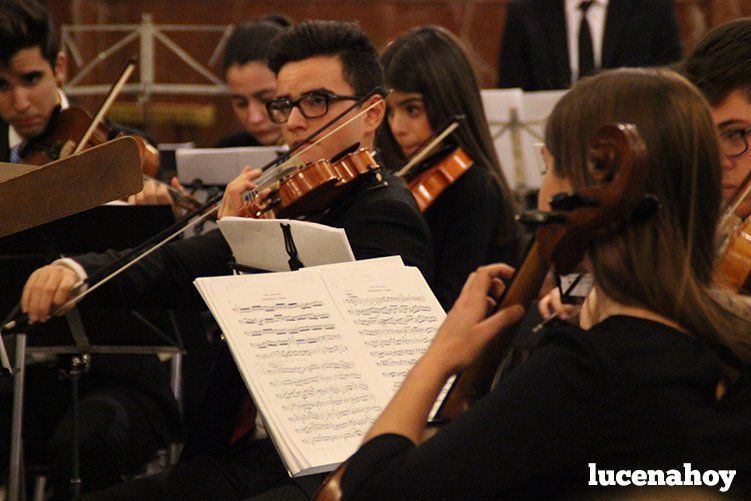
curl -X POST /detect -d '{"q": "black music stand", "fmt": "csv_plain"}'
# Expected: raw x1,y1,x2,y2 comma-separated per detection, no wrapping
1,204,183,500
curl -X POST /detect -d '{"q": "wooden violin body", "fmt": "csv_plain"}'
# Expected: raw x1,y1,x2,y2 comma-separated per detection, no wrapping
240,147,381,219
716,216,751,294
407,146,473,213
20,106,159,177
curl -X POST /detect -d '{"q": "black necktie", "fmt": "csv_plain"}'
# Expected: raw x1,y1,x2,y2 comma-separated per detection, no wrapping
578,0,595,80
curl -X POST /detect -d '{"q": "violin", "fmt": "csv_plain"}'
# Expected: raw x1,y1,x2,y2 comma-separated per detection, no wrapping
239,146,382,219
406,145,473,213
313,122,651,501
716,215,751,294
395,118,469,213
20,106,160,177
19,58,159,178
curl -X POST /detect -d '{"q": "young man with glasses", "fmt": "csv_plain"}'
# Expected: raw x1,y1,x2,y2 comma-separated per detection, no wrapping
682,18,751,220
19,20,433,500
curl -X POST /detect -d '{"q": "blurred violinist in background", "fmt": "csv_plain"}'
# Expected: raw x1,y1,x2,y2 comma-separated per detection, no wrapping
0,1,181,498
379,25,522,310
680,19,751,296
215,15,291,148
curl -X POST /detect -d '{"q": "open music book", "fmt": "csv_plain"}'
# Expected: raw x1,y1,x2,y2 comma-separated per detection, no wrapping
194,259,447,476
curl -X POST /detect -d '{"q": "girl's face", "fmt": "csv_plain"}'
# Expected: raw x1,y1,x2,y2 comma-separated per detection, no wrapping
386,90,435,158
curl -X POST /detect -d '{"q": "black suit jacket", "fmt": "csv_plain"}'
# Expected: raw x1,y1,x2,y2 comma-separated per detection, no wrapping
73,169,434,456
497,0,682,90
1,121,9,162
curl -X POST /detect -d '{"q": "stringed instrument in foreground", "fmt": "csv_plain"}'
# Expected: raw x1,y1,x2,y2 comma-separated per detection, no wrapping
314,122,651,500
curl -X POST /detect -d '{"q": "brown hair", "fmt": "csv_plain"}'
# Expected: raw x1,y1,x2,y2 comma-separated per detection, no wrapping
379,25,520,252
680,18,751,106
545,68,751,366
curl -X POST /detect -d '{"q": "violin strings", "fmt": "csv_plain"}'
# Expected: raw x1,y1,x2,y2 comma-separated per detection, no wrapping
247,97,384,202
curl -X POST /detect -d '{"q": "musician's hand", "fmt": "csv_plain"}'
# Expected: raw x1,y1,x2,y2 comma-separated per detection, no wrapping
538,287,579,320
21,264,80,323
424,263,525,376
218,166,262,219
127,178,172,205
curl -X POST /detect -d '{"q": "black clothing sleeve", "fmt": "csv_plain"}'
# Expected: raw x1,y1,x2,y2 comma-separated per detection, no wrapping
342,328,606,499
497,0,532,89
76,229,233,310
649,0,682,65
341,316,751,499
74,173,433,311
424,166,511,309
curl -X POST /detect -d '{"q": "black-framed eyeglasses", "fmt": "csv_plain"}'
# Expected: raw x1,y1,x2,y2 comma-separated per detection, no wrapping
265,90,362,124
719,125,751,158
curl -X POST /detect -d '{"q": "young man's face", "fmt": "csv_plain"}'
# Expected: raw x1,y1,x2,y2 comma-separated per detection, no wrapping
712,88,751,219
274,55,383,164
0,46,62,139
225,61,282,146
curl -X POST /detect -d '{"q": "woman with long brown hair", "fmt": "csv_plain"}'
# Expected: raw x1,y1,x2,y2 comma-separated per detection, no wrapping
338,68,751,498
379,26,521,310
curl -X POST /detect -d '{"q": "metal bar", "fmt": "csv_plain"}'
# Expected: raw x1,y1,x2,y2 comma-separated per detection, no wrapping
26,345,182,355
9,333,27,501
66,31,139,86
152,29,225,85
208,24,235,67
64,83,228,96
140,14,154,89
65,24,228,32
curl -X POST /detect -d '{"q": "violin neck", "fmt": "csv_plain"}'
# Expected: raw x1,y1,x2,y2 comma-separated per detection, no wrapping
436,240,548,421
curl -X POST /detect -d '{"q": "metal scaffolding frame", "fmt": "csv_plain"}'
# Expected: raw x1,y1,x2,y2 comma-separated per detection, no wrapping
61,13,233,98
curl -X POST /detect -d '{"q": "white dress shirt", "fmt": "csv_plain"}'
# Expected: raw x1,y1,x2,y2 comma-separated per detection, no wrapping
565,0,610,83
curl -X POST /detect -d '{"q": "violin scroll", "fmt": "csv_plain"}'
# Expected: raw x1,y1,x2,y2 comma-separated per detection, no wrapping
436,122,651,420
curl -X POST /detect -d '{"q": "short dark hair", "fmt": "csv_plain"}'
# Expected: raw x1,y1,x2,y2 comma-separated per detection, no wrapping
681,18,751,106
221,15,291,76
0,0,58,65
267,20,384,96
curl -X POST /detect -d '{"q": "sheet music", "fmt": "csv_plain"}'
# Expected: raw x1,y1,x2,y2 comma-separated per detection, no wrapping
194,260,446,475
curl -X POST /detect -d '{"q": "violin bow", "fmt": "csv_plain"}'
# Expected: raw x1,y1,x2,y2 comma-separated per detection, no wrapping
396,115,465,178
1,87,387,335
73,58,136,155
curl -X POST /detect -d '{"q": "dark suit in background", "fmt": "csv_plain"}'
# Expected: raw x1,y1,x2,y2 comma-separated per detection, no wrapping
497,0,682,90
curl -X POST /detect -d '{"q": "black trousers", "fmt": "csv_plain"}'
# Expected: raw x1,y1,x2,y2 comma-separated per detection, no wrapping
1,362,166,500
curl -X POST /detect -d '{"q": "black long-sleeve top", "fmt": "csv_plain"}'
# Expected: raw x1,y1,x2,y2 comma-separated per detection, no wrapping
341,316,751,499
423,164,519,310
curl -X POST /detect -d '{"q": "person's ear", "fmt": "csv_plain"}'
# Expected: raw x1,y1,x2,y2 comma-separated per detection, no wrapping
53,51,67,86
362,94,386,136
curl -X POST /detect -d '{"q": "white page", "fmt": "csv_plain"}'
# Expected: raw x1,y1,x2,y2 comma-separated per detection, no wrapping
323,266,445,392
218,217,355,272
195,271,390,475
195,263,449,476
302,255,403,272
